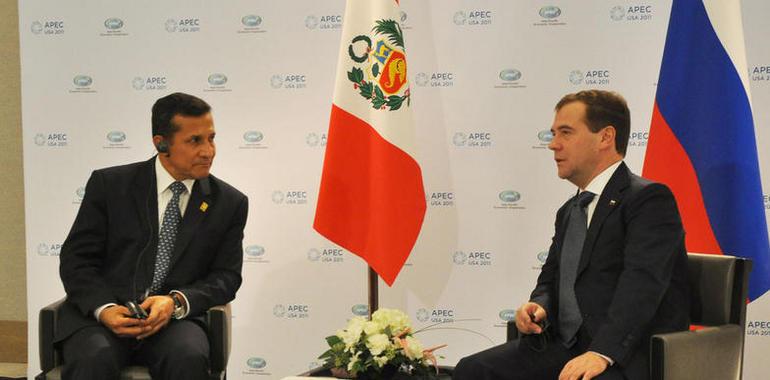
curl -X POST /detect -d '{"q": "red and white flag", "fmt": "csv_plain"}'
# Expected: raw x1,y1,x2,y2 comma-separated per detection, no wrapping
314,0,426,286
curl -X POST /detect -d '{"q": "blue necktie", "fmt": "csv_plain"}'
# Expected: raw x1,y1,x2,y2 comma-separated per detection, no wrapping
150,181,186,294
558,191,595,347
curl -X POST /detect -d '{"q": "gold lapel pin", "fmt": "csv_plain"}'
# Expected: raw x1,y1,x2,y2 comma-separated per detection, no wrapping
200,202,209,212
609,200,617,206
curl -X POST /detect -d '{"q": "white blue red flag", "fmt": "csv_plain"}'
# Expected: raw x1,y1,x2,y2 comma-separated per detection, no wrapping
643,0,769,300
314,0,426,286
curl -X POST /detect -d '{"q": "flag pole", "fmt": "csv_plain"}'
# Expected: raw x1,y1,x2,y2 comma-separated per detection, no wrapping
368,266,378,318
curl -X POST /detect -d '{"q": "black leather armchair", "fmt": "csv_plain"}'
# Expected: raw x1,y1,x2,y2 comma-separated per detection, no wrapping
36,298,231,380
506,253,752,380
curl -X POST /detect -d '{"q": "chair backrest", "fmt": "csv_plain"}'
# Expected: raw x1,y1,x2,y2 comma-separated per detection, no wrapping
687,253,751,327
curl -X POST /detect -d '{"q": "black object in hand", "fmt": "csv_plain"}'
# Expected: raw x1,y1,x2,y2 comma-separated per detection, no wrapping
125,301,148,319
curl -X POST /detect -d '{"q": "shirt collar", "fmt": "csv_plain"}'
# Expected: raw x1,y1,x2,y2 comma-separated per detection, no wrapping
155,157,195,195
583,160,622,196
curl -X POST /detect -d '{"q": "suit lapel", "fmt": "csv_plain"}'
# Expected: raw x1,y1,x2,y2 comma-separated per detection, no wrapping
169,176,213,269
577,163,630,275
132,158,159,251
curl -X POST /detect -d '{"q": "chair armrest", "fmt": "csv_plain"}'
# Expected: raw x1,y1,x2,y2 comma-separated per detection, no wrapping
206,304,231,374
506,320,520,342
39,298,66,373
650,325,743,380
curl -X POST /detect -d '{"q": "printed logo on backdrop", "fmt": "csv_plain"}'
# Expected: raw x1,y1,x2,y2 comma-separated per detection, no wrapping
103,130,130,150
204,73,232,92
30,20,65,35
569,69,611,86
452,132,492,148
746,320,770,338
37,242,62,256
34,132,68,147
495,69,526,89
415,308,455,323
244,244,268,263
70,75,96,94
306,132,328,148
73,186,86,204
270,74,307,90
165,18,201,33
493,309,517,327
533,6,566,26
239,130,268,150
305,14,343,30
452,250,493,267
100,17,128,37
750,65,770,82
427,191,454,207
763,194,769,210
238,15,266,34
532,129,553,149
399,11,411,30
453,10,493,26
272,190,308,205
132,76,168,91
242,356,270,376
351,304,370,317
414,72,454,88
533,250,549,270
610,5,653,22
628,131,649,149
307,247,345,264
273,304,310,319
494,190,525,210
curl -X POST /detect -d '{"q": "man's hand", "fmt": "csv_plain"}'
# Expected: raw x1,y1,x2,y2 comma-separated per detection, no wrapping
99,305,150,338
515,302,547,334
136,295,175,340
558,352,609,380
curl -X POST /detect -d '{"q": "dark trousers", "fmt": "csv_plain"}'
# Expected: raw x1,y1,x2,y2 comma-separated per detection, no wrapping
61,320,209,380
453,328,626,380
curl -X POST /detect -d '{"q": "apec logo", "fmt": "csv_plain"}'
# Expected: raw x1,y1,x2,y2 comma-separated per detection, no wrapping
205,73,231,92
270,74,307,89
351,304,370,316
272,190,308,205
240,130,267,150
104,131,128,148
244,245,268,263
306,132,327,147
37,243,62,256
414,72,454,88
496,69,526,89
132,76,168,91
569,69,611,86
307,248,344,263
239,14,266,34
101,18,127,36
747,320,770,337
165,18,200,33
534,6,565,26
453,10,493,26
538,129,553,143
751,65,770,82
452,132,492,148
31,20,65,35
429,191,454,207
34,133,68,147
73,75,93,87
629,131,649,148
246,357,267,370
273,303,310,319
499,309,517,322
416,308,455,323
73,186,86,204
495,190,525,210
537,250,549,264
611,5,653,22
305,15,342,30
453,251,493,266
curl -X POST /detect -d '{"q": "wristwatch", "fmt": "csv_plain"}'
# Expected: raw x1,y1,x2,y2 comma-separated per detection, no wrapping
170,293,185,319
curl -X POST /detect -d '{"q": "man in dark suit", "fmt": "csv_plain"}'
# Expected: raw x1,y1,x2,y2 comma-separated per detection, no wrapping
58,92,248,380
454,90,689,380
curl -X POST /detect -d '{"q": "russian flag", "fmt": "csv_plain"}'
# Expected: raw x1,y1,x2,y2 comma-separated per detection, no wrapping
643,0,770,300
314,0,426,286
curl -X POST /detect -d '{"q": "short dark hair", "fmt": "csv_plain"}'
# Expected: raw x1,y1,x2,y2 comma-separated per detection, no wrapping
555,90,630,156
151,92,211,139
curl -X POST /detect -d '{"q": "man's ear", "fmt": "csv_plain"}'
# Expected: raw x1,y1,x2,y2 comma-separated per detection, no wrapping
601,126,616,149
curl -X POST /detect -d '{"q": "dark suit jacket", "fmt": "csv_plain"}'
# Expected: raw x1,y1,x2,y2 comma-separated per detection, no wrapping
57,157,248,342
530,163,689,380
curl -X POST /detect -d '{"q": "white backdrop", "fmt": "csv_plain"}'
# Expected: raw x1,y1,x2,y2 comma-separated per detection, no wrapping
19,1,770,379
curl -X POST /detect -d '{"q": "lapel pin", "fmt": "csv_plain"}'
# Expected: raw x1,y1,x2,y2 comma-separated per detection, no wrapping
609,199,617,206
200,202,209,212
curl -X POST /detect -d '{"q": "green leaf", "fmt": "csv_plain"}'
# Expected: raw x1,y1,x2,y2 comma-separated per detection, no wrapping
360,82,373,99
374,85,384,100
326,335,343,346
373,19,404,48
387,95,403,111
372,63,380,78
348,67,364,84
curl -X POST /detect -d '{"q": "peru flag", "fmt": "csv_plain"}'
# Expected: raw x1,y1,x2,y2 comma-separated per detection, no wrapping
314,0,426,286
643,0,769,300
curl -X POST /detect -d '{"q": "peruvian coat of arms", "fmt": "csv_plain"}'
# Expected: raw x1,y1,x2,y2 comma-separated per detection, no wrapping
347,20,410,111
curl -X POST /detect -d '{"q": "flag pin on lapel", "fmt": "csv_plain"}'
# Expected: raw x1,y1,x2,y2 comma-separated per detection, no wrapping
200,202,209,212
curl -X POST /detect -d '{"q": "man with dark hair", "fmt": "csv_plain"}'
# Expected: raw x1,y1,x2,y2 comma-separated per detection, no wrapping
58,92,248,380
454,90,689,380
